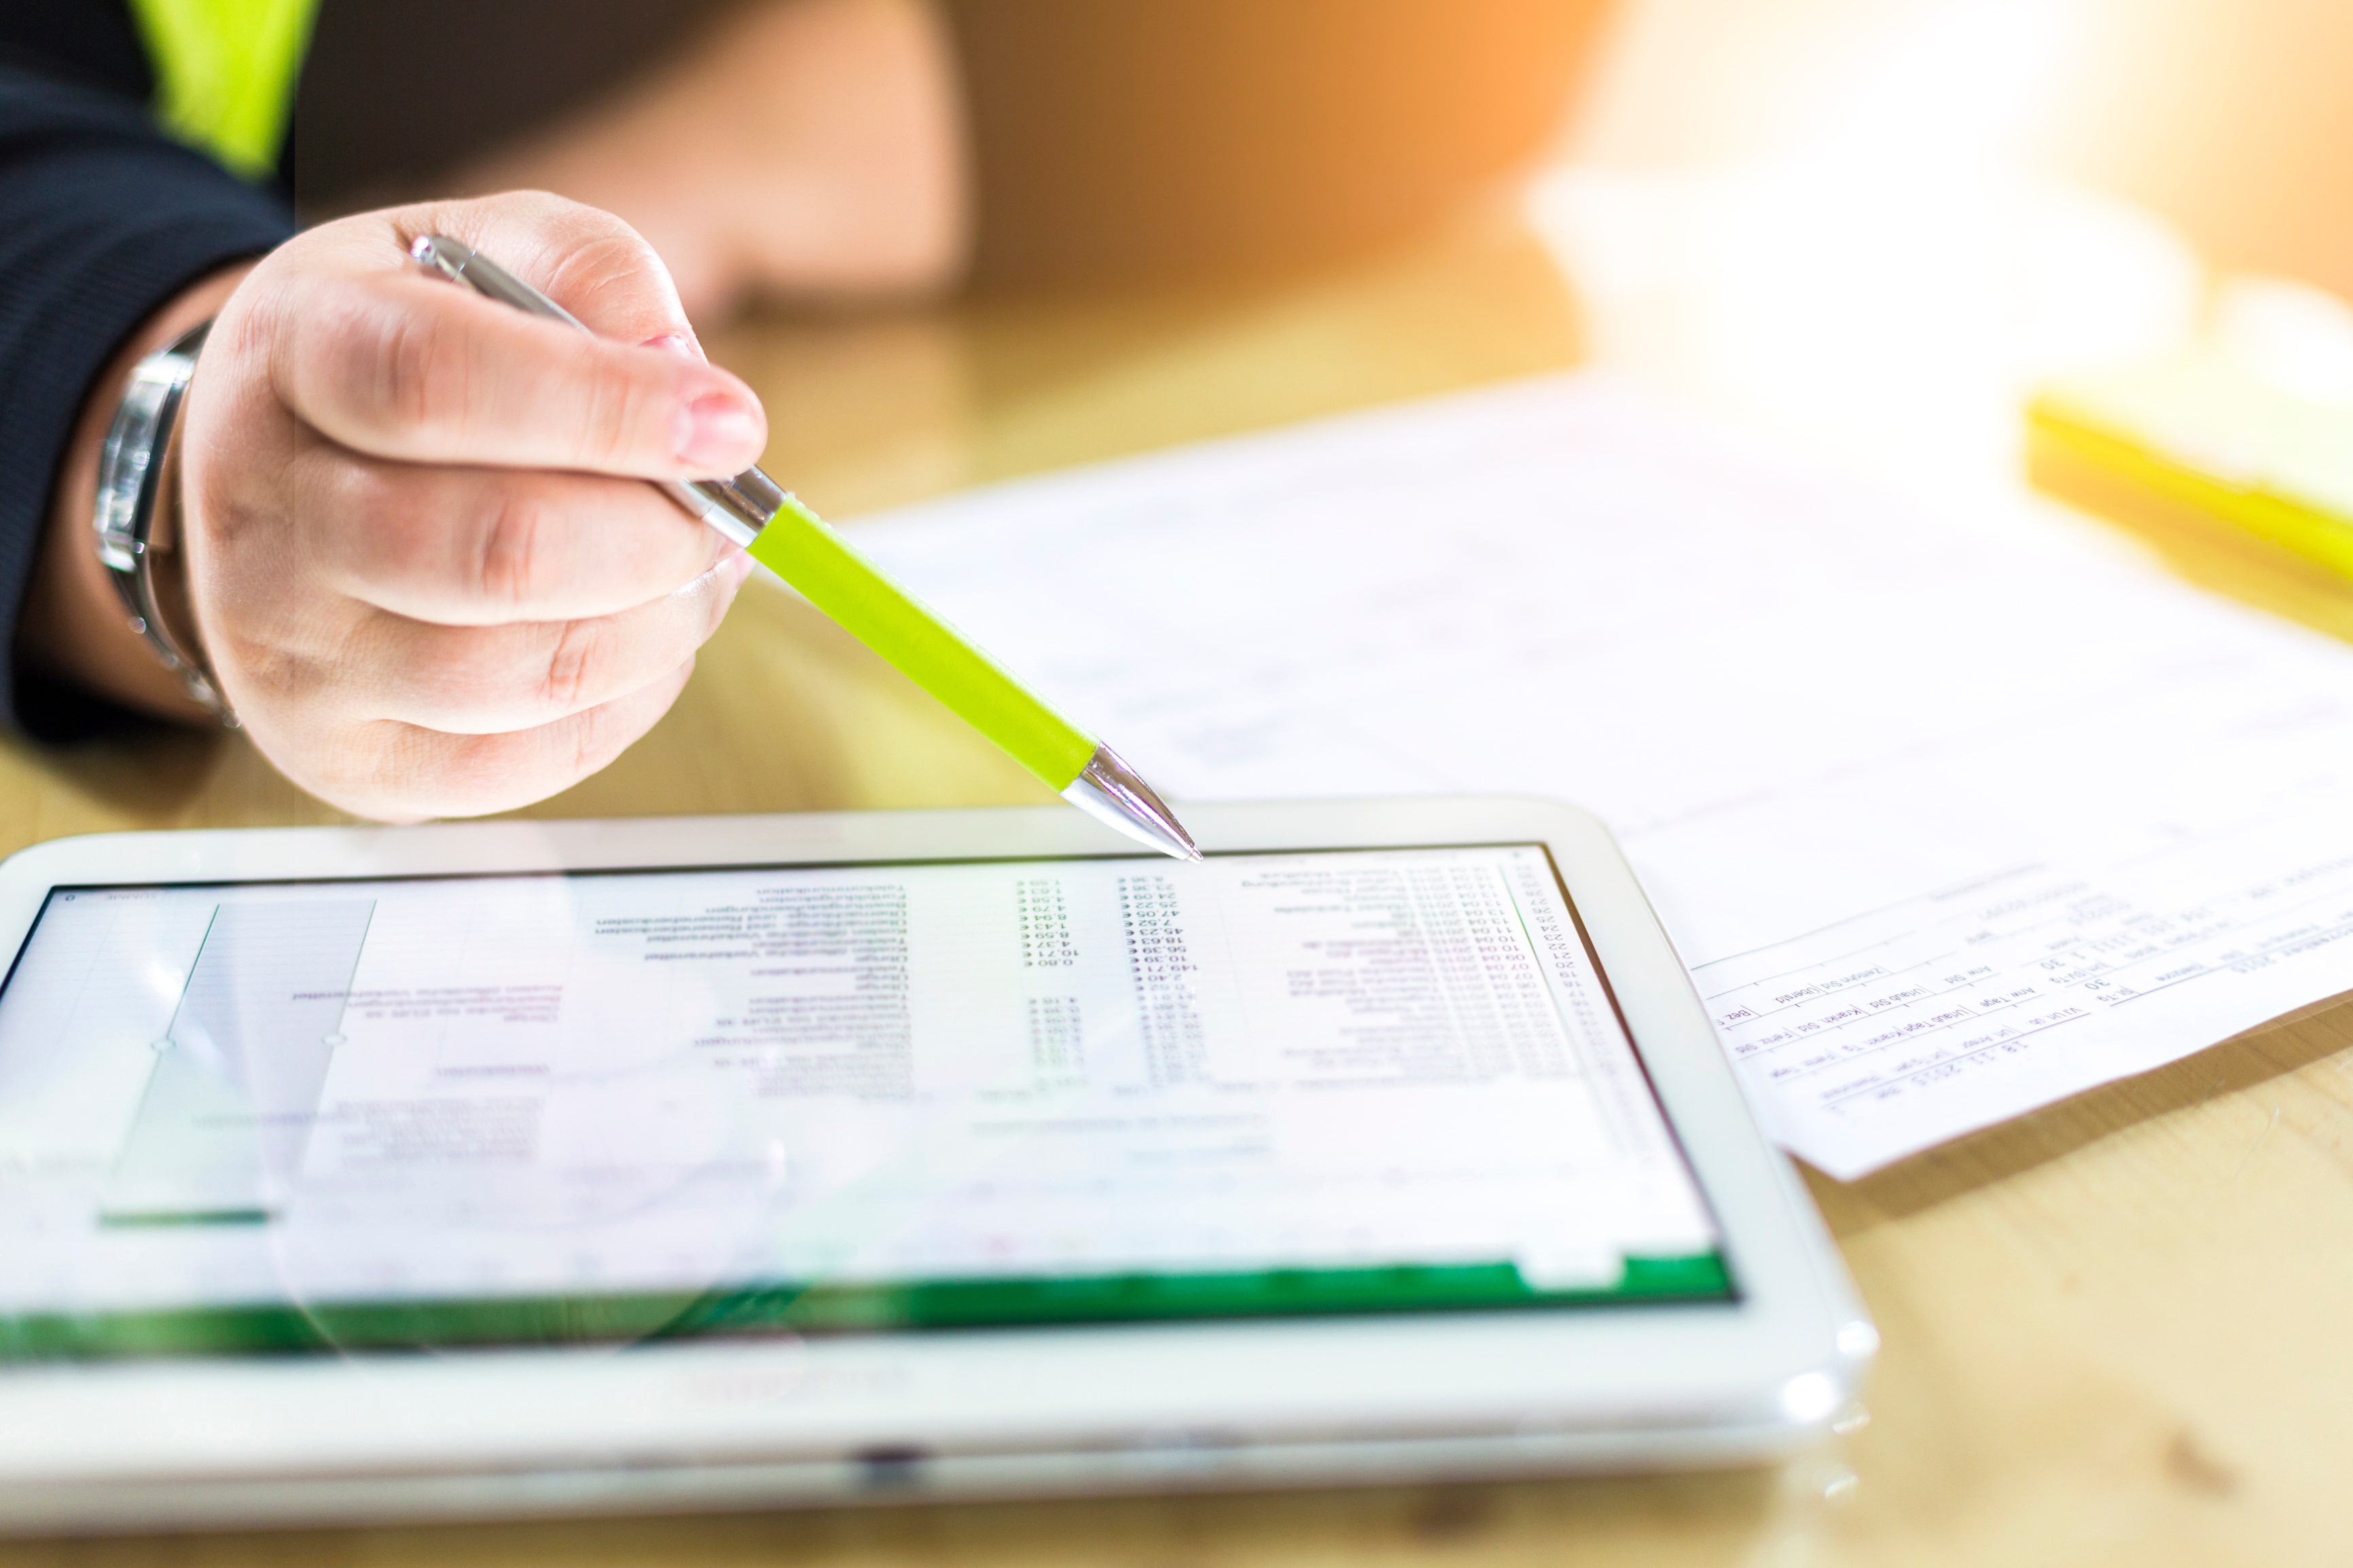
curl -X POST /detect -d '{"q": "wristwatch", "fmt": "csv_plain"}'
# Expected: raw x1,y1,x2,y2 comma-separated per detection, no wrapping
92,320,234,723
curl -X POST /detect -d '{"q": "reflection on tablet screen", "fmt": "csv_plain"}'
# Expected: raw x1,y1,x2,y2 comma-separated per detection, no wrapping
0,845,1729,1357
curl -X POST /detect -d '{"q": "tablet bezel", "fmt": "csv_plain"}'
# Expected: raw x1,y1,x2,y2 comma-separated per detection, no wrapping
0,797,1872,1522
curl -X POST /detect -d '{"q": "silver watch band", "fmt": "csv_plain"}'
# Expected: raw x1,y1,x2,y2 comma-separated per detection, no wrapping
92,319,234,722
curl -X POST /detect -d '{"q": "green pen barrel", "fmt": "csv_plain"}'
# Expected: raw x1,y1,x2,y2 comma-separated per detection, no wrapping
745,496,1101,791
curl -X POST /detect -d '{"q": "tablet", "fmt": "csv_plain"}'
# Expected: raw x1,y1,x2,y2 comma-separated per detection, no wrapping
0,798,1870,1532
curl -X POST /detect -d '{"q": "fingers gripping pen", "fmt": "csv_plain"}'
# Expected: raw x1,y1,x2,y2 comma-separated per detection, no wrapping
410,234,1200,861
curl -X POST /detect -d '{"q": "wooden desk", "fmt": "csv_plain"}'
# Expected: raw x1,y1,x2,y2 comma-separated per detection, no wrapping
8,198,2353,1568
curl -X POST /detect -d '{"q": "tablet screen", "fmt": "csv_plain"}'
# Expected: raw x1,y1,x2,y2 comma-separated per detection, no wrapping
0,845,1727,1357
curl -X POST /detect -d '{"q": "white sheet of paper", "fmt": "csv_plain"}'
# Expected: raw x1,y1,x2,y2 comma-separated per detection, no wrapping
842,376,2353,1178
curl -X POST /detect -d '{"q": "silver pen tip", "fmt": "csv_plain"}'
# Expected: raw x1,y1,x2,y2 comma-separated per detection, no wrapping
1060,747,1201,862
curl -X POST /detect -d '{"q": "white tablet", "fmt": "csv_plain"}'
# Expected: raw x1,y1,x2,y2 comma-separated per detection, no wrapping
0,797,1870,1533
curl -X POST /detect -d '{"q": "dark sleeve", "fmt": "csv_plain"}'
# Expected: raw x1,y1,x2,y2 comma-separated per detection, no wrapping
946,0,1615,289
0,65,295,738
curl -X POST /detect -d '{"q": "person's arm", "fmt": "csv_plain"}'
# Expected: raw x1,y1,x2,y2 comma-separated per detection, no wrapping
0,65,295,735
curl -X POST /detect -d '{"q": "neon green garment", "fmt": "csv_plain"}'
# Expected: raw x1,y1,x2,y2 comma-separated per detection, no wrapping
126,0,321,179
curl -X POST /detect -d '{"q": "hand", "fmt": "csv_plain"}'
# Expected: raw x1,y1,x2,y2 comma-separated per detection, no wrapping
53,192,766,820
454,0,968,321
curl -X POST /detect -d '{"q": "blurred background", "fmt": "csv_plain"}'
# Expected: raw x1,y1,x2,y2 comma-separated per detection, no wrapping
291,0,2353,304
1580,0,2353,295
287,0,2353,518
1549,0,2353,503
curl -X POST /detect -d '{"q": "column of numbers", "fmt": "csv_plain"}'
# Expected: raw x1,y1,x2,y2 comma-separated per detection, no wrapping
1119,875,1204,1086
1016,878,1077,968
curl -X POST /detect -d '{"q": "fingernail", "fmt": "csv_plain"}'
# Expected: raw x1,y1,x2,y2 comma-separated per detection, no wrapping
643,331,701,359
675,393,761,471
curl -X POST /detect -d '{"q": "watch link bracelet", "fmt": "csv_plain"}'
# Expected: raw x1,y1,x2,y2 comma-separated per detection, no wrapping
92,320,235,723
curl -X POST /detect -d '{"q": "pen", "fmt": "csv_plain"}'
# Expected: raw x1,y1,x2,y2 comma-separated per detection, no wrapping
409,234,1199,862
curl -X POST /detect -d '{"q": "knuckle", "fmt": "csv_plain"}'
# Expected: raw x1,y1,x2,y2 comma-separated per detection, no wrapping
360,306,465,440
553,230,662,307
324,462,447,595
569,703,611,778
184,469,264,560
579,361,651,467
340,462,419,561
212,632,311,714
334,456,399,524
472,484,550,609
537,619,614,714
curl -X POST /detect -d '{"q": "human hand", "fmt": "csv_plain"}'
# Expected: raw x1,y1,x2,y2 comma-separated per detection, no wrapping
157,192,764,820
454,0,968,321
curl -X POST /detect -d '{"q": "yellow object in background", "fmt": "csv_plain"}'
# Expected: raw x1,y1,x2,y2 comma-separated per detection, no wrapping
126,0,321,179
2029,296,2353,582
